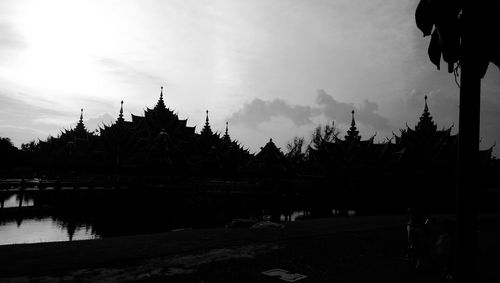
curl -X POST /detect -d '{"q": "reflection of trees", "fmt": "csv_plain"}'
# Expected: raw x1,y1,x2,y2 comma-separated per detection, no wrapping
0,193,12,208
53,216,94,242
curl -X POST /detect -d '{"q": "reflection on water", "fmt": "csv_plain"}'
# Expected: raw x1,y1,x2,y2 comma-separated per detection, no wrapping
0,191,358,246
0,208,352,246
1,194,34,208
0,218,99,245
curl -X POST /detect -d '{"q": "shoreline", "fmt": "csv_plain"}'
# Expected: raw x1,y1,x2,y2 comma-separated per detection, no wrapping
2,213,499,281
0,214,409,277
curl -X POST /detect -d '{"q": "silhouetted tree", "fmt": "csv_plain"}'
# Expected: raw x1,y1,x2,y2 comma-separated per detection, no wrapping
309,121,340,149
415,1,500,281
286,136,306,168
0,137,20,176
21,140,39,153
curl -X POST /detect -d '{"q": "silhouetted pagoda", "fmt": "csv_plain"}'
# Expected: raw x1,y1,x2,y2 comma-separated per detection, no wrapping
99,87,199,176
393,96,456,173
196,111,252,176
99,101,147,174
36,109,99,175
247,138,289,177
29,86,252,178
309,97,493,178
131,86,196,143
308,110,401,176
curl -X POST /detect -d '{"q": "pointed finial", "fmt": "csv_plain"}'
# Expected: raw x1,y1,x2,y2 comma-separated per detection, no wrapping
155,86,167,110
118,100,124,122
201,110,213,136
424,95,429,112
80,108,83,122
345,109,359,142
223,121,231,143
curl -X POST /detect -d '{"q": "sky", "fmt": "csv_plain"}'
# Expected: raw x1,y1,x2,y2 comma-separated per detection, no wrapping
0,0,499,155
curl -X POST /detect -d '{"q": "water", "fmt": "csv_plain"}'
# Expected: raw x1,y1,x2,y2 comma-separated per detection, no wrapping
0,218,99,245
1,194,34,208
0,191,356,245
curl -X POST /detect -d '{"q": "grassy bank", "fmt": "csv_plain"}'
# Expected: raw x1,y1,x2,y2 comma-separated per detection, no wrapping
1,214,499,282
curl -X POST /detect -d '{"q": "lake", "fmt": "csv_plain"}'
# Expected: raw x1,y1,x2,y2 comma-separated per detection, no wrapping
0,190,355,245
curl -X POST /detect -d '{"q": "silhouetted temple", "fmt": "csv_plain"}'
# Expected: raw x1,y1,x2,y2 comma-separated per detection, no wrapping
308,110,401,176
309,97,492,174
28,87,251,178
247,138,290,177
11,91,494,188
307,97,493,211
34,109,100,174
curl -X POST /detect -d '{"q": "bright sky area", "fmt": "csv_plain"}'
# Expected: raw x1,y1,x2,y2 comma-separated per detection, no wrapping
0,0,499,155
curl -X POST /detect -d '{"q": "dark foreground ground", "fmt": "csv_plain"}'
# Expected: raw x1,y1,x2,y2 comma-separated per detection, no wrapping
0,214,499,282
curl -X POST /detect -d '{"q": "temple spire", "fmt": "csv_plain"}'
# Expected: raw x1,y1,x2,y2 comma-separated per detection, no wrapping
415,95,437,132
117,100,125,123
424,95,429,114
75,108,87,137
223,121,231,143
345,110,360,142
154,86,166,110
200,110,213,136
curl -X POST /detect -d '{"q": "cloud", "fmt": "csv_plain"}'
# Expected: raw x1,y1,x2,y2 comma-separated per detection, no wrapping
97,58,163,84
0,22,25,50
0,91,112,144
0,91,73,145
228,89,390,133
228,98,318,128
84,113,115,132
316,89,390,130
0,92,71,121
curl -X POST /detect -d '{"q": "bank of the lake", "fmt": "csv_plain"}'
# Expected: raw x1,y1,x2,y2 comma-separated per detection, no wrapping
2,214,500,282
0,215,409,277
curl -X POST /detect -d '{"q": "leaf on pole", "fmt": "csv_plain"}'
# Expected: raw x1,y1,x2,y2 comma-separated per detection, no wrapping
428,29,441,70
416,0,434,37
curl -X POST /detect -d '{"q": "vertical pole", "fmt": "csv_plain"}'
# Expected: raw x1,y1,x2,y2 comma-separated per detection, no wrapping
456,4,481,282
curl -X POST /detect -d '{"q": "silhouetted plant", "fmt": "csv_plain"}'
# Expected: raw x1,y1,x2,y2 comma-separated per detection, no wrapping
286,136,306,167
0,137,19,176
309,121,340,150
20,140,39,153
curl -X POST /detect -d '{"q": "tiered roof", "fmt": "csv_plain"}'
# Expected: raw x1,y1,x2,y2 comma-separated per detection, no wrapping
344,110,361,143
247,138,288,176
200,110,214,137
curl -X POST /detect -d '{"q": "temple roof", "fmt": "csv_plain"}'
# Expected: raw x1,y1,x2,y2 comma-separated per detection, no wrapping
345,110,361,143
154,86,167,111
247,138,288,174
415,96,437,133
200,110,213,136
222,121,231,143
74,108,87,137
117,100,125,124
